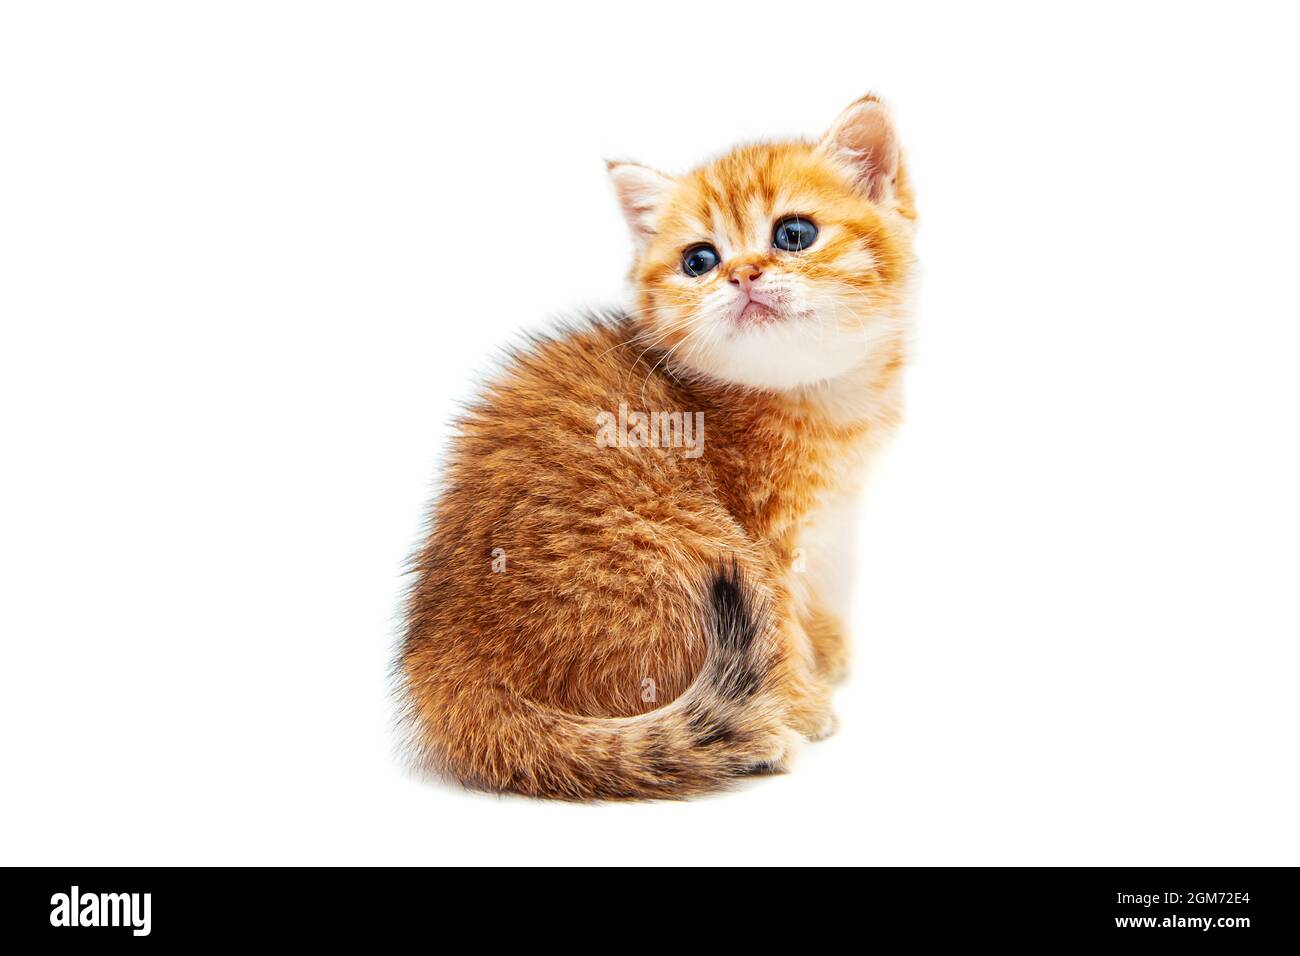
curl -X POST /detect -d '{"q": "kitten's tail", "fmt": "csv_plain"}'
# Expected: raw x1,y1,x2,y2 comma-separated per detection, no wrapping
406,562,797,800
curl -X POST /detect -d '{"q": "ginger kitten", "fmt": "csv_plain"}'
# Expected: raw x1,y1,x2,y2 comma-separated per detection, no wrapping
401,95,916,799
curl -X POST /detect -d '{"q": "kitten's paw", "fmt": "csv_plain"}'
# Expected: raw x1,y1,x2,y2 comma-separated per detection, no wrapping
787,702,838,742
802,708,839,742
745,725,802,775
805,612,851,685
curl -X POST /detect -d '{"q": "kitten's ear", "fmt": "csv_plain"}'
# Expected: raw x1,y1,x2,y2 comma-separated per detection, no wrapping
606,161,675,248
817,95,900,202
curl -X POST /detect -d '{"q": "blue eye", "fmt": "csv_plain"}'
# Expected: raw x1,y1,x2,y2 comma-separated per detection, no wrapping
773,216,818,252
682,244,720,277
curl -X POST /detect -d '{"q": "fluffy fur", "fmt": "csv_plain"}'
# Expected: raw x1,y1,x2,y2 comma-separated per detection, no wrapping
400,95,916,799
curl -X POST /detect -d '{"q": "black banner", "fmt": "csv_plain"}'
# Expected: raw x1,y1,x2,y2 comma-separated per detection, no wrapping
6,867,1294,945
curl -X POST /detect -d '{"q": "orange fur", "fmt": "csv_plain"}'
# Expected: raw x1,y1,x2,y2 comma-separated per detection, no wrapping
401,96,916,799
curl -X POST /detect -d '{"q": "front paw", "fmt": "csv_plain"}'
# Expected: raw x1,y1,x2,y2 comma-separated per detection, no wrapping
790,703,839,742
804,609,851,684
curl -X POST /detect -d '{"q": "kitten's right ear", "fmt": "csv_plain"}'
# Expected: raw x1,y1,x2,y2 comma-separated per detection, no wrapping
606,161,675,248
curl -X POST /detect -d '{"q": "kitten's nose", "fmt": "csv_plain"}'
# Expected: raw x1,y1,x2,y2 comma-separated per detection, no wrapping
729,263,762,289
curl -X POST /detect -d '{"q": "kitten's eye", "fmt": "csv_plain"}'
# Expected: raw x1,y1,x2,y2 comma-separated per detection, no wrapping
773,216,818,252
682,244,720,277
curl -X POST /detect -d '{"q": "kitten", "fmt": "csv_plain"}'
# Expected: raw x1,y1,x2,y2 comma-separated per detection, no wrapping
401,95,917,799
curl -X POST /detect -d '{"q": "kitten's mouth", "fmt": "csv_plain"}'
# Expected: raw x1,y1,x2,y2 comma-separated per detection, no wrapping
737,300,779,326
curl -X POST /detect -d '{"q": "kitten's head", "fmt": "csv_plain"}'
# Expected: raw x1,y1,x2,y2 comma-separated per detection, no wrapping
608,95,915,391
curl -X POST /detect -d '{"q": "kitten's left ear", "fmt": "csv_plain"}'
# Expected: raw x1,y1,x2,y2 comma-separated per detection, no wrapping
607,160,675,248
817,95,900,202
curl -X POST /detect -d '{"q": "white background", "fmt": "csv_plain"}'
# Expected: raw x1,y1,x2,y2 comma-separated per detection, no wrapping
2,2,1297,866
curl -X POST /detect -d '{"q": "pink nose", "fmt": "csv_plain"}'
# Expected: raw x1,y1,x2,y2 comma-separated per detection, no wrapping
729,263,762,289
